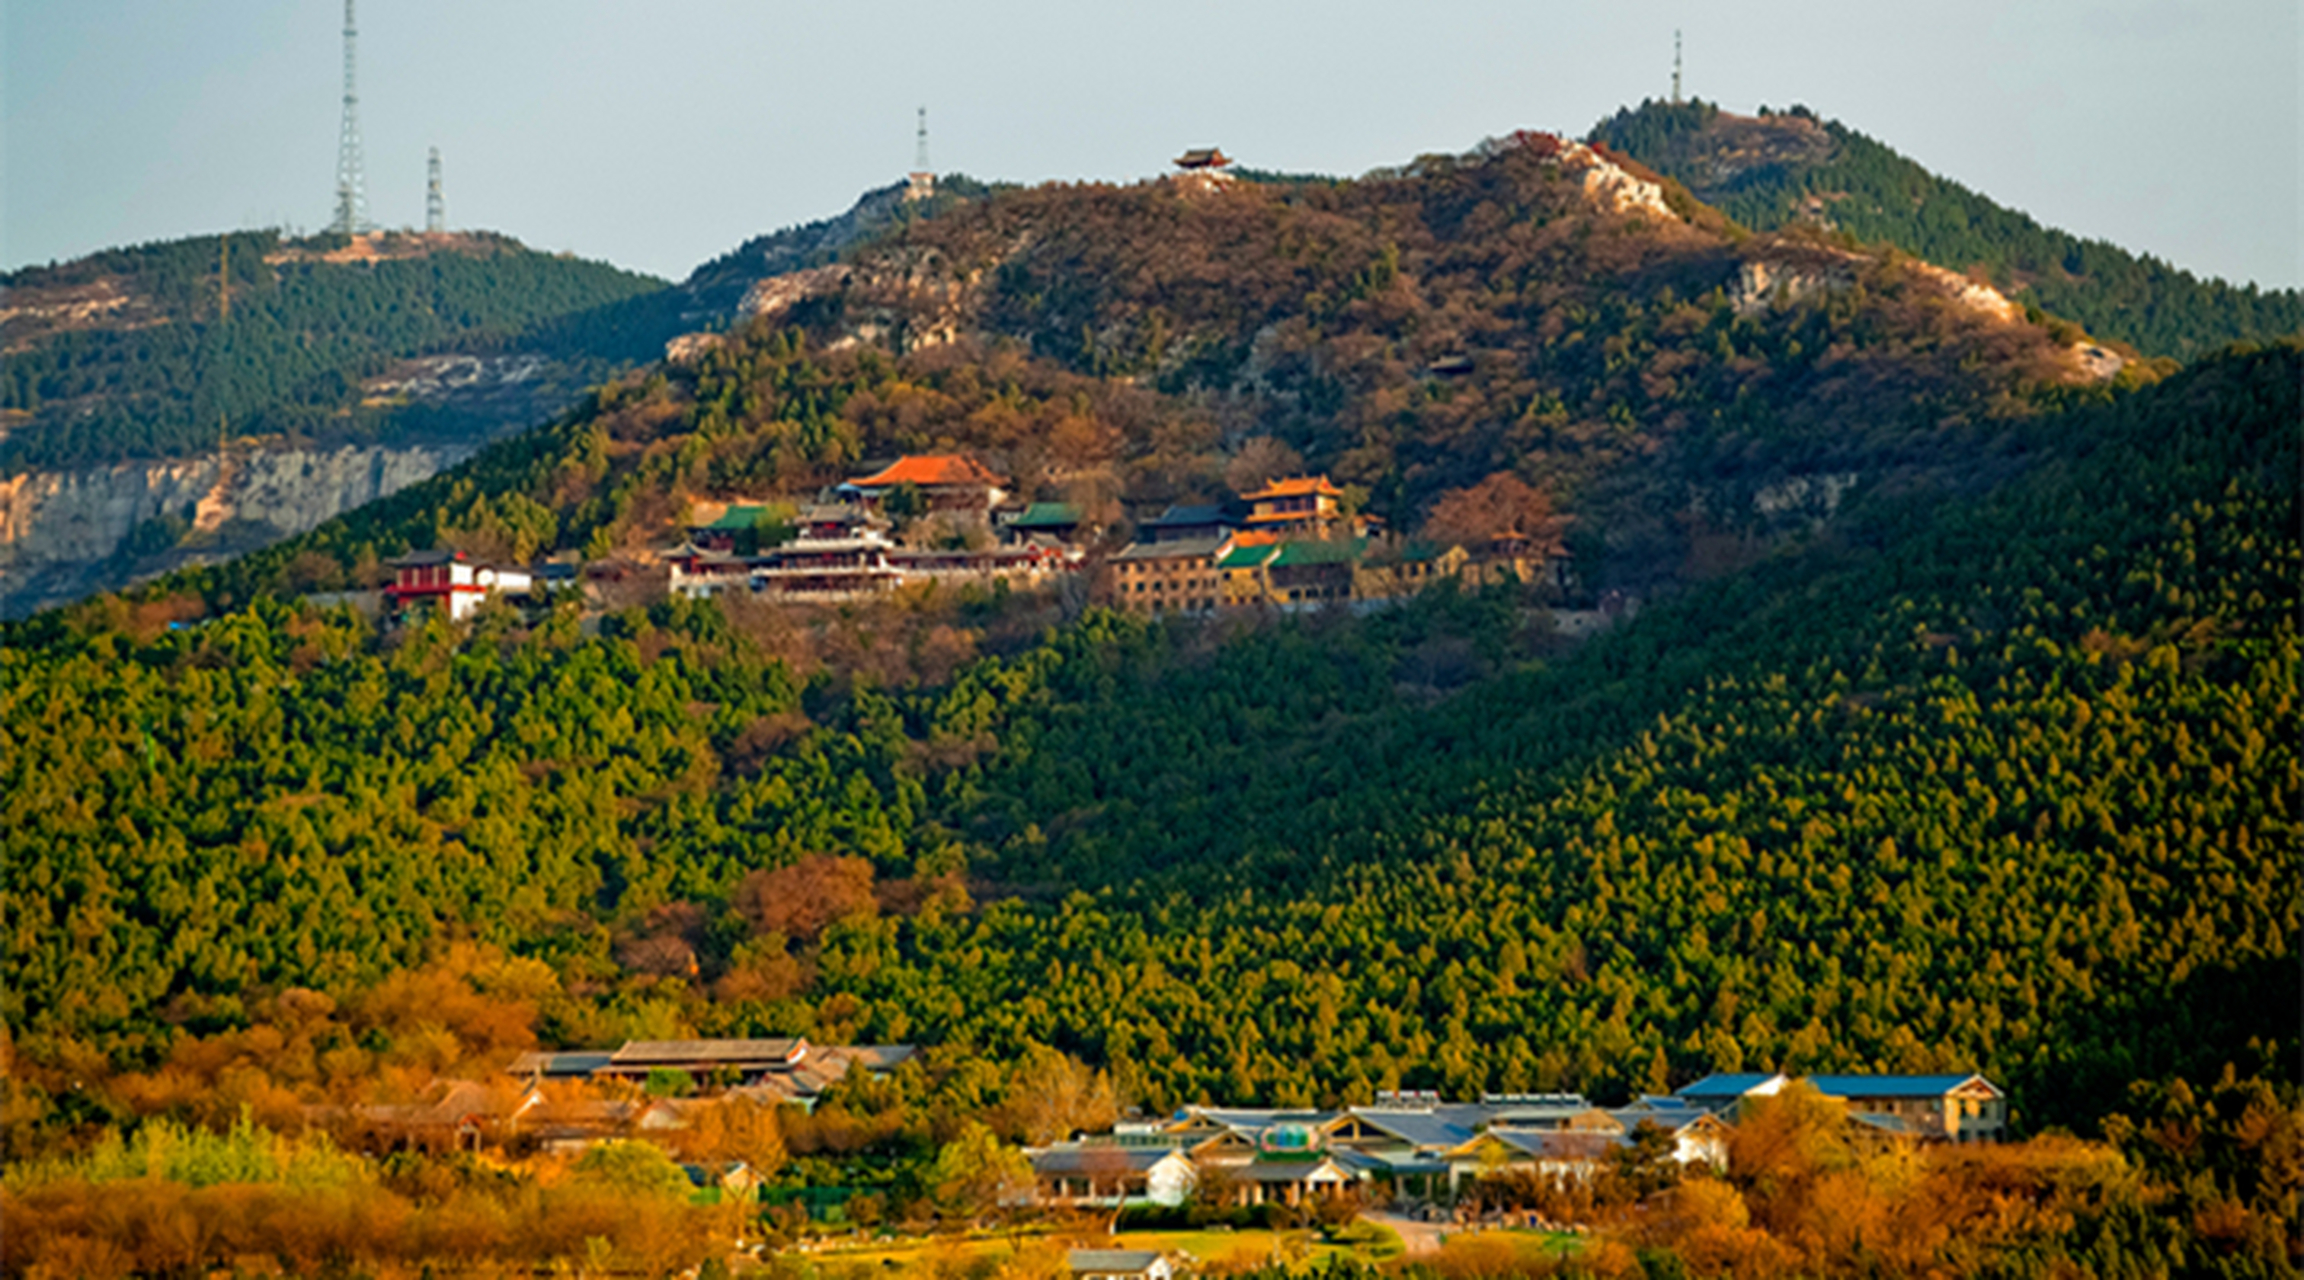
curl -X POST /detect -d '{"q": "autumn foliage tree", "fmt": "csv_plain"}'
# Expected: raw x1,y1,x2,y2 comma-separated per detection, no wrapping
1422,472,1565,554
990,1047,1120,1146
734,855,878,943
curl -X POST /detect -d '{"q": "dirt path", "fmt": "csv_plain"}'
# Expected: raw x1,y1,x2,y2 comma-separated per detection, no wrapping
1361,1210,1447,1256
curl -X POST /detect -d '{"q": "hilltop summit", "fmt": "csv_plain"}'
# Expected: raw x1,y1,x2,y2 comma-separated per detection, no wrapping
1590,98,2304,359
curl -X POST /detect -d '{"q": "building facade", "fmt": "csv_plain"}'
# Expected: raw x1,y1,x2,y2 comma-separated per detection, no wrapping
1108,537,1230,615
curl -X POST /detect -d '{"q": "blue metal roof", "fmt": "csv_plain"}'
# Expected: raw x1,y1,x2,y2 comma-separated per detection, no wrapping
1675,1073,1783,1098
1346,1110,1478,1149
1146,503,1232,527
1490,1129,1629,1158
1805,1074,1994,1099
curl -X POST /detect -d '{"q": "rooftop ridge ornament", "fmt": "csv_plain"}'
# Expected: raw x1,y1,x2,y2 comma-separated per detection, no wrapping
331,0,371,235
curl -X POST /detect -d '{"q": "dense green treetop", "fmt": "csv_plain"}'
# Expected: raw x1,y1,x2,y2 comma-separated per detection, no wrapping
6,344,2293,1139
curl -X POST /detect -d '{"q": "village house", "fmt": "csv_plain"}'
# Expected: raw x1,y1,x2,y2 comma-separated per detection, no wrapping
888,540,1081,589
339,1078,504,1153
1218,538,1365,608
665,462,1088,604
505,1091,646,1155
1028,1143,1197,1208
1122,1093,1675,1206
665,524,1079,603
1447,1128,1628,1186
1216,542,1278,606
683,1160,766,1202
1100,472,1585,616
384,550,534,621
1034,1085,1781,1212
1069,1249,1173,1280
688,504,786,552
1609,1096,1735,1167
746,531,906,600
1139,502,1237,544
1351,543,1472,601
839,454,1009,516
663,541,763,599
1001,501,1087,545
1107,536,1230,615
1238,475,1352,541
1809,1074,2009,1142
1673,1072,2007,1143
507,1039,916,1114
795,502,881,540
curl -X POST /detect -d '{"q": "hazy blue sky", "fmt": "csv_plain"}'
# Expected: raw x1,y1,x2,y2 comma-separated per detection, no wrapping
4,1,2297,288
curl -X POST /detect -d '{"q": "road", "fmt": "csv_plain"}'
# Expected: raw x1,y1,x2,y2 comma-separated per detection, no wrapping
1360,1210,1448,1256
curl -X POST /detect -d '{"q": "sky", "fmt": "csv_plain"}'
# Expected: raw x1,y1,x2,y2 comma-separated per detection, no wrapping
3,1,2297,289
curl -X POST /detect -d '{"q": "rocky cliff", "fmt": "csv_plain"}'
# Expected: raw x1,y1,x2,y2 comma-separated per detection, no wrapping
0,443,468,617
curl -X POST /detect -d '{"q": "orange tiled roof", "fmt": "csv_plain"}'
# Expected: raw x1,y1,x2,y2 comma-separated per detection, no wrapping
1241,475,1344,500
850,455,1005,489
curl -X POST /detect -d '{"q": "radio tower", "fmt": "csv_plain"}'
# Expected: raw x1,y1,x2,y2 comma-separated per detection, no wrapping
331,0,370,235
905,107,935,202
426,147,446,233
1671,30,1683,105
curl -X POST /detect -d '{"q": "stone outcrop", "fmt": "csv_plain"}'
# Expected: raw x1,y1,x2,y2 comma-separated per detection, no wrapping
1908,262,2022,325
1731,258,1855,314
1733,252,2028,329
1754,472,1860,522
738,264,850,322
1560,144,1675,220
1498,133,1677,221
2068,342,2126,381
0,443,468,617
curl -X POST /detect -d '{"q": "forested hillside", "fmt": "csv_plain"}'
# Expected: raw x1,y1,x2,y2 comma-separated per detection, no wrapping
125,132,2125,614
1590,100,2303,361
0,230,666,471
3,106,2297,1280
8,344,2293,1152
681,175,1009,316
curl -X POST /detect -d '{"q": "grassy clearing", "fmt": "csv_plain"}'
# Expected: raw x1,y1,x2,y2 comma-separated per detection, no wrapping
782,1218,1408,1275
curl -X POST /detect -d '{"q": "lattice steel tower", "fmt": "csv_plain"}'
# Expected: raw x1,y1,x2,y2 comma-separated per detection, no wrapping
905,107,935,201
426,147,445,232
1671,30,1683,105
331,0,371,235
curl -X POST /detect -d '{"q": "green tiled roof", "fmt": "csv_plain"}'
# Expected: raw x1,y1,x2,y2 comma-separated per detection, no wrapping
1218,545,1279,569
1270,538,1367,567
1007,502,1082,528
703,505,773,531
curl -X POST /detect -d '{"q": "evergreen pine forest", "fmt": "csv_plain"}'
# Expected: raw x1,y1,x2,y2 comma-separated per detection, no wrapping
0,231,672,472
2,120,2297,1278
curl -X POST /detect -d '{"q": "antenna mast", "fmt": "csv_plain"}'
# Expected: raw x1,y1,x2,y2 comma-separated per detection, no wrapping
426,147,446,233
331,0,370,235
1672,30,1683,105
905,107,935,202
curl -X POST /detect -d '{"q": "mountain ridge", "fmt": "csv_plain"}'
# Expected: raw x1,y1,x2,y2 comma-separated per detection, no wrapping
1,112,2295,1275
148,125,2132,608
1590,98,2302,360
